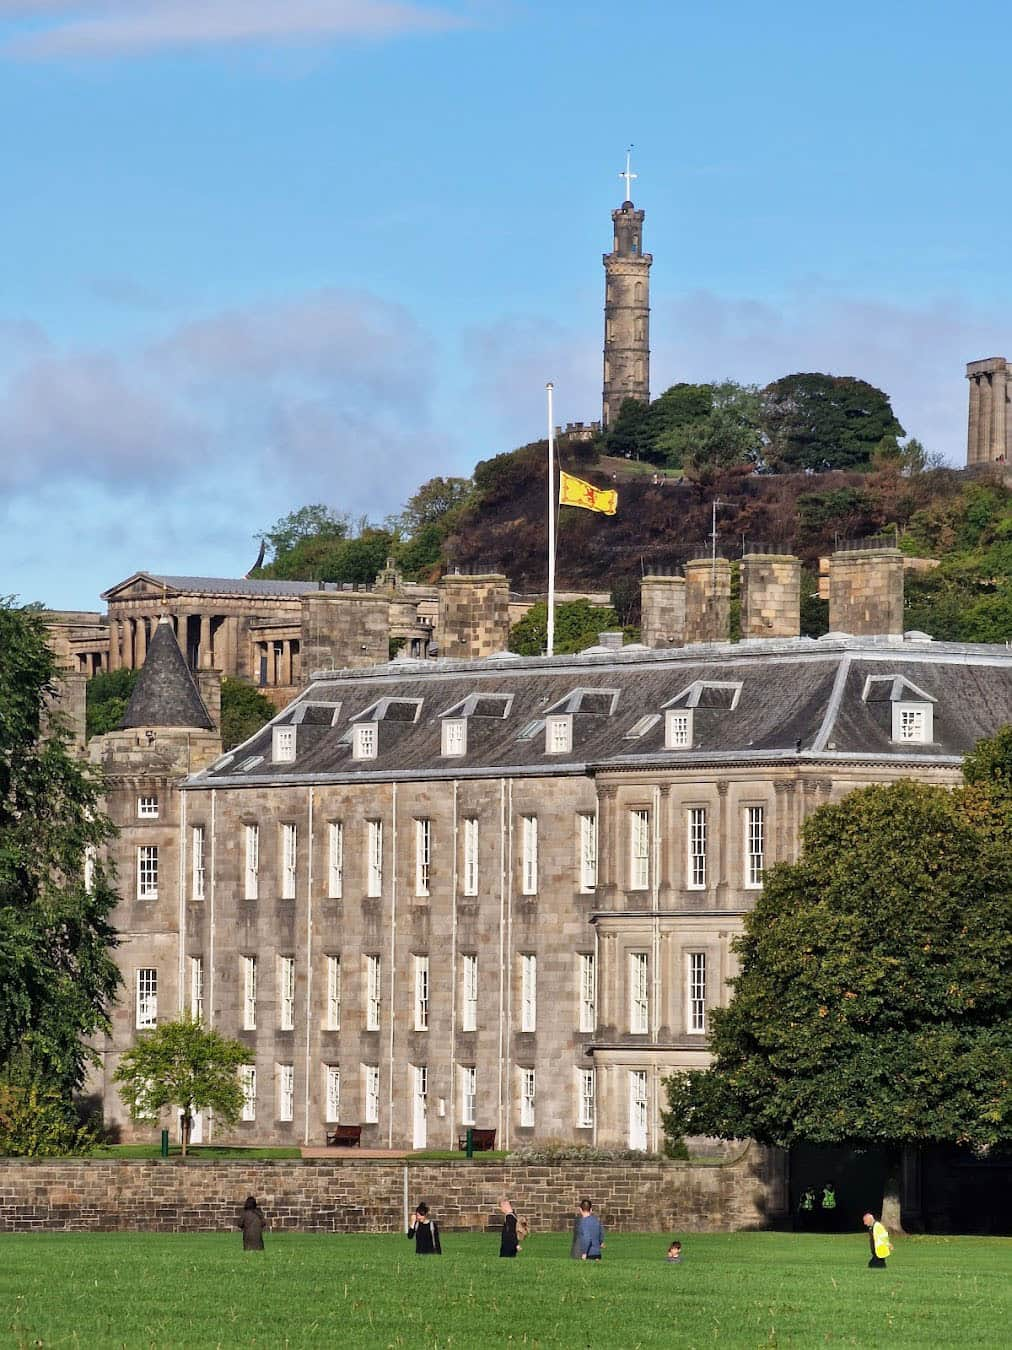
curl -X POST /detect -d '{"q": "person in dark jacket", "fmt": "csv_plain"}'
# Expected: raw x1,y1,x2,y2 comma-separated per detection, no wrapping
499,1198,519,1258
407,1201,442,1255
237,1195,268,1251
570,1198,590,1258
575,1198,605,1260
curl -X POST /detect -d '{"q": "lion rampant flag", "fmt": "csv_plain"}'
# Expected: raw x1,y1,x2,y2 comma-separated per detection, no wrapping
559,471,618,516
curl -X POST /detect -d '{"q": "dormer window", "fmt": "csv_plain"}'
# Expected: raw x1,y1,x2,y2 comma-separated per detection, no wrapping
665,709,693,749
545,714,573,754
893,702,932,744
862,675,935,745
442,718,467,757
272,727,297,764
353,723,378,760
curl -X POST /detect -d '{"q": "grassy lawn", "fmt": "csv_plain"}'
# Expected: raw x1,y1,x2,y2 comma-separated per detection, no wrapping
1,1231,1008,1347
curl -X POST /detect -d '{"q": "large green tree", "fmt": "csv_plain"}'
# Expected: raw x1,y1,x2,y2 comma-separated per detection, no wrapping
0,600,121,1109
662,756,1012,1157
761,373,904,472
507,599,626,655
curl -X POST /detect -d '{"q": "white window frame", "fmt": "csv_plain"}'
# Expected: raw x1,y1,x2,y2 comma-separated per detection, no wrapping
578,813,598,892
367,820,383,898
240,1065,256,1122
521,815,538,896
135,968,157,1029
325,955,341,1031
629,1069,648,1150
325,1065,341,1124
272,726,297,763
688,952,707,1035
415,818,431,897
745,805,765,889
242,955,257,1031
189,955,204,1021
688,807,707,890
279,955,295,1031
244,824,259,900
365,954,381,1031
414,954,430,1031
281,823,297,900
578,952,596,1033
462,817,479,897
629,951,649,1033
520,953,537,1033
363,1064,380,1124
353,722,378,760
629,808,650,891
328,822,344,899
191,825,205,901
545,713,573,754
277,1063,294,1122
893,701,932,744
461,954,478,1032
441,718,467,757
136,845,158,900
459,1064,476,1126
578,1068,595,1129
665,708,693,749
519,1068,535,1128
137,795,159,819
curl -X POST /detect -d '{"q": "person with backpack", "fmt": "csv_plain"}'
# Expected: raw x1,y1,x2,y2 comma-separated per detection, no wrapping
862,1211,892,1268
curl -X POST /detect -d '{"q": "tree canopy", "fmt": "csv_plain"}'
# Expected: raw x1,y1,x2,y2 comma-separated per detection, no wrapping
662,746,1012,1155
762,373,905,472
605,382,764,471
507,599,629,655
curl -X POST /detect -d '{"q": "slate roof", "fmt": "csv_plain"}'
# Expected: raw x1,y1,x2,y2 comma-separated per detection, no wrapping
119,618,215,730
186,635,1012,788
102,572,357,600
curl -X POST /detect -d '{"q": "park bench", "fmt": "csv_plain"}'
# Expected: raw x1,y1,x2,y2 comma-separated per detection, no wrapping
457,1127,497,1152
326,1124,362,1147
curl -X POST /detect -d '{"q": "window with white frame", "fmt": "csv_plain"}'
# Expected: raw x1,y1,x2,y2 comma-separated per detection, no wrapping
244,824,259,900
366,820,383,897
688,952,707,1034
629,809,650,890
242,956,257,1030
441,718,467,757
240,1065,256,1121
459,1064,476,1126
272,725,297,763
578,813,598,892
893,702,932,744
189,956,204,1021
277,1063,294,1122
353,723,378,760
578,953,596,1033
325,1065,341,1123
281,823,297,900
688,807,707,889
414,955,430,1031
191,825,205,901
328,822,344,898
135,968,157,1028
363,1064,380,1123
365,955,381,1030
578,1068,595,1129
521,815,538,895
519,1068,535,1127
665,708,693,749
745,805,764,889
520,954,537,1032
461,954,478,1032
136,845,158,900
629,951,649,1033
279,955,295,1031
545,714,573,754
137,795,159,818
462,817,479,896
415,818,431,897
628,1069,648,1150
325,955,341,1030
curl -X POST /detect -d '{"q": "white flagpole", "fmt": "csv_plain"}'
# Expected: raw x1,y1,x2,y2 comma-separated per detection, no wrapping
546,382,556,657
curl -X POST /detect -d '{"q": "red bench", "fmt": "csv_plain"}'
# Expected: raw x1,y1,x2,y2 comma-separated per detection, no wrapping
326,1125,362,1147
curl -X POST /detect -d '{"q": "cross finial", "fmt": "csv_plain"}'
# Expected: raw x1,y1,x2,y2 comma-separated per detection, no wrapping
619,145,637,202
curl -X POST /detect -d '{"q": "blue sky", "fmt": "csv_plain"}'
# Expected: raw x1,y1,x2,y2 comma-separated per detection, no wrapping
1,1,1009,608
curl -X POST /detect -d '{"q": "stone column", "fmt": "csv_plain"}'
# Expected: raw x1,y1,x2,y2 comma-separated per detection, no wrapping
595,787,618,908
967,373,982,466
281,640,293,687
773,781,794,864
715,782,729,903
108,621,121,671
656,785,675,904
135,616,148,667
199,614,212,669
979,374,994,465
991,366,1008,462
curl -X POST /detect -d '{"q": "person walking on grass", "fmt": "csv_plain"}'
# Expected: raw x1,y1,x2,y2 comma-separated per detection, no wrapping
237,1195,268,1251
863,1211,892,1268
407,1201,442,1254
575,1198,605,1261
570,1200,583,1259
499,1198,519,1258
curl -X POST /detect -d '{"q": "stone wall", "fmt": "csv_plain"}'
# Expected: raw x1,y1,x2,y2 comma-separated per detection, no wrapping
0,1148,785,1234
300,592,390,675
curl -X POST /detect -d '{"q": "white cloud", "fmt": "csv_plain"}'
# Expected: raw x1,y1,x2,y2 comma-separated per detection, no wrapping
3,0,469,58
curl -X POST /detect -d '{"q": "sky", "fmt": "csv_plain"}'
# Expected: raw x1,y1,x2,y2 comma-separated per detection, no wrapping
2,0,1010,609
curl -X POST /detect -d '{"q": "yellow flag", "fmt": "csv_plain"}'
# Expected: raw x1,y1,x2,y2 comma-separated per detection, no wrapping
559,471,618,516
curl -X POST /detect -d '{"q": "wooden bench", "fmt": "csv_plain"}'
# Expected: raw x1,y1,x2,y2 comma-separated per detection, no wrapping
326,1125,362,1148
457,1128,497,1152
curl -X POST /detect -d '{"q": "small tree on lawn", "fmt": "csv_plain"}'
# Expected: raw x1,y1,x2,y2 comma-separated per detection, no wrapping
113,1018,249,1155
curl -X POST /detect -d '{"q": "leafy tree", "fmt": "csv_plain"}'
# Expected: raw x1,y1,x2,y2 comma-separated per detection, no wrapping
113,1017,249,1156
0,600,121,1109
85,667,139,740
508,599,624,655
662,767,1012,1159
0,1080,96,1157
396,476,473,533
604,397,656,461
762,373,905,472
605,383,763,471
259,504,349,560
220,678,275,752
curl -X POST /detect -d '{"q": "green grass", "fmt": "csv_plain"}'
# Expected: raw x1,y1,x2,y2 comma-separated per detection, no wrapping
1,1232,1008,1347
86,1144,303,1160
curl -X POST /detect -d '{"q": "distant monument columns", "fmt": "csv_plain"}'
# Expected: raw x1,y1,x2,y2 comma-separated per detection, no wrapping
966,357,1010,465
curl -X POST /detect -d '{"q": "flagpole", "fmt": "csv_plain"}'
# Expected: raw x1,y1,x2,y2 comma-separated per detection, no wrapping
546,382,556,657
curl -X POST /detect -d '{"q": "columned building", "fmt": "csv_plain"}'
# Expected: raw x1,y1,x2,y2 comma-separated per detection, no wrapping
965,357,1011,465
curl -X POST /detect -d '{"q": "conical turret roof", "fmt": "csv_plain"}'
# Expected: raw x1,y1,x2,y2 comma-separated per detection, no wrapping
119,617,214,731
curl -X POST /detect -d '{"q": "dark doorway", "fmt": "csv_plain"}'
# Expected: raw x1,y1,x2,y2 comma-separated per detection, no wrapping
790,1145,887,1232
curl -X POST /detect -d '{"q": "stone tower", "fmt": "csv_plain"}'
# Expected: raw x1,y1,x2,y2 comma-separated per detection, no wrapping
966,357,1011,465
602,154,652,428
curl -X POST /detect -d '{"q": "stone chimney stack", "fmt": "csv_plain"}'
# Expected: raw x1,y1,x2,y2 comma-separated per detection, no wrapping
300,591,390,675
640,574,686,647
828,545,905,636
195,670,222,730
683,558,732,644
436,572,510,659
740,552,802,639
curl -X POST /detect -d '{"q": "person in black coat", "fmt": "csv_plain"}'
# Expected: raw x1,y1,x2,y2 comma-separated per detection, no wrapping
237,1195,268,1251
499,1198,519,1258
407,1201,442,1254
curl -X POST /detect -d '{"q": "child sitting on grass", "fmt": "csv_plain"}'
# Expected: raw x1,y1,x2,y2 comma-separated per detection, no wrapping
666,1241,683,1263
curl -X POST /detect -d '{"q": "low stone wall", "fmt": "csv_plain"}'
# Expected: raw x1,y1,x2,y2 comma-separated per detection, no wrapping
0,1148,785,1234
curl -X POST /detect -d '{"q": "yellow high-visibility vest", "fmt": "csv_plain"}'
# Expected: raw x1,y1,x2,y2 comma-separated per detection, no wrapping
873,1221,892,1258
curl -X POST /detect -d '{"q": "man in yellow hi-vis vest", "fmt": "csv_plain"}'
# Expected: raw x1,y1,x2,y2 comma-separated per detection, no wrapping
862,1211,892,1268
